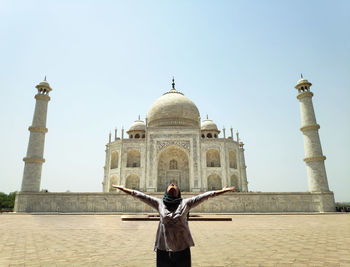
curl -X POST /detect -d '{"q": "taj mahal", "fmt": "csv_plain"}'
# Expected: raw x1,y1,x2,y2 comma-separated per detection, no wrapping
14,76,335,213
103,79,248,194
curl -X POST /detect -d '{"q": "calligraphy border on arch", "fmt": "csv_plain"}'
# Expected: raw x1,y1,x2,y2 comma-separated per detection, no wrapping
156,140,191,153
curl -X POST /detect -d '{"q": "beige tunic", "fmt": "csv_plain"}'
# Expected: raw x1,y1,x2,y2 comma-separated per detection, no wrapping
132,190,216,252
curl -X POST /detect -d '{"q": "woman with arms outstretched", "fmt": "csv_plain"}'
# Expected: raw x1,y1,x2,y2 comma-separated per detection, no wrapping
112,183,235,267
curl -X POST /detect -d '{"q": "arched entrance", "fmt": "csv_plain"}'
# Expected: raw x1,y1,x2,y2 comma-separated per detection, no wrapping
157,145,190,192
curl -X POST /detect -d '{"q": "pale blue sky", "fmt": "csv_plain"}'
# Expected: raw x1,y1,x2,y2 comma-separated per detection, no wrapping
1,1,349,201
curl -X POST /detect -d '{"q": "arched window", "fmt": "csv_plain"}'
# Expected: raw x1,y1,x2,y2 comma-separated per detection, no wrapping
206,149,221,167
110,151,119,169
214,134,217,138
230,174,239,190
125,174,140,190
207,133,212,138
109,175,118,192
201,134,205,138
207,174,222,190
169,159,178,170
229,151,237,169
130,134,133,139
127,149,141,167
135,134,140,139
142,134,145,138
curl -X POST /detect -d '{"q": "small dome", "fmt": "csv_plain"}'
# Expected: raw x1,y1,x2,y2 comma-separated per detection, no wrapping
147,83,200,128
295,75,312,89
128,119,146,132
36,78,52,92
201,119,219,131
39,81,50,87
297,78,310,85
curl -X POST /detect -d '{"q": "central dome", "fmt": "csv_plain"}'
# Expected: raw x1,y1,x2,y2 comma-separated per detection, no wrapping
147,81,200,128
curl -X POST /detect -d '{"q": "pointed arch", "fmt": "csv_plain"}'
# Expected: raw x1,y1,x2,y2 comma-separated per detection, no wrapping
127,149,141,167
109,175,118,192
157,145,189,192
110,151,119,169
230,174,239,190
206,149,221,167
125,174,140,190
207,174,222,190
229,150,237,169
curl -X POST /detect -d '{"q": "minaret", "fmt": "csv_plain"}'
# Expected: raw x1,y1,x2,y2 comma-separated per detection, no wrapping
295,75,329,192
21,78,52,192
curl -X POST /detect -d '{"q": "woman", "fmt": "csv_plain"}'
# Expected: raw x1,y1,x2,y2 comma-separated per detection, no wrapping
112,183,235,267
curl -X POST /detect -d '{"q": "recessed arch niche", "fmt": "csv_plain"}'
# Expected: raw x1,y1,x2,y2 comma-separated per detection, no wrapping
125,174,140,190
127,149,141,167
109,175,118,192
207,174,222,190
230,174,239,190
206,149,221,167
229,150,237,169
157,145,189,192
110,151,119,169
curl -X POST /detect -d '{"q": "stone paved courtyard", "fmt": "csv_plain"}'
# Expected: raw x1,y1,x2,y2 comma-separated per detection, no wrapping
0,214,349,267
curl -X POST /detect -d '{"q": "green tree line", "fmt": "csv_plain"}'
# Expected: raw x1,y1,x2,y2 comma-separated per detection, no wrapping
0,192,17,211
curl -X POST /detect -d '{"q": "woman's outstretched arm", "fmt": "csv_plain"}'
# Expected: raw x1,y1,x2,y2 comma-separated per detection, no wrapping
112,185,134,195
186,186,235,209
112,185,160,210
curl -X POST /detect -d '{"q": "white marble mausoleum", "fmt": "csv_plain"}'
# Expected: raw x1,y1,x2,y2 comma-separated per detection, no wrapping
102,79,248,193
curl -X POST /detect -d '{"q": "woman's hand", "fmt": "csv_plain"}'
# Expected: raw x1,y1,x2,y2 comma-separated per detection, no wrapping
112,185,124,190
223,186,235,192
215,186,235,196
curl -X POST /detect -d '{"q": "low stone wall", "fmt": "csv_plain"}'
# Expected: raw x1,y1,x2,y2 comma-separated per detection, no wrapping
14,191,335,213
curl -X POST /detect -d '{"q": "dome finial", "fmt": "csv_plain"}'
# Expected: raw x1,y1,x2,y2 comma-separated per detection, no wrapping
301,73,303,79
44,75,47,81
206,114,208,120
172,77,175,89
138,114,140,120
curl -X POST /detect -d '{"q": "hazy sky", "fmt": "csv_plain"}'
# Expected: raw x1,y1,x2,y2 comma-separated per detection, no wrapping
1,1,349,202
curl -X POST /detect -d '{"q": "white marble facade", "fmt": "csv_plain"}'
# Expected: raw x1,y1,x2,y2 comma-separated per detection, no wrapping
102,80,248,193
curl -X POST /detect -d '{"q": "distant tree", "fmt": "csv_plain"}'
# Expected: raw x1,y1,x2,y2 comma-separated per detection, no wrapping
0,192,17,211
0,192,7,210
7,192,16,209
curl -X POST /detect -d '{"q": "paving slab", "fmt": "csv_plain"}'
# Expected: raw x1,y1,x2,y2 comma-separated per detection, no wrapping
0,214,349,266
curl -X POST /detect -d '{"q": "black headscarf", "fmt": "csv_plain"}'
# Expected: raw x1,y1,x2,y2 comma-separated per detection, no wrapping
163,187,182,211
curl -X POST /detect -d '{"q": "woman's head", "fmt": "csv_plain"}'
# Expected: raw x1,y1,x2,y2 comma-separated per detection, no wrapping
166,183,179,198
163,183,182,211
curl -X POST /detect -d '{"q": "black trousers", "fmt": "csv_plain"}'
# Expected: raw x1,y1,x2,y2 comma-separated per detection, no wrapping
156,248,191,267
